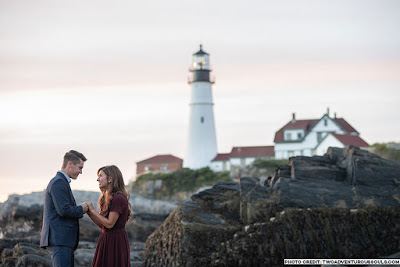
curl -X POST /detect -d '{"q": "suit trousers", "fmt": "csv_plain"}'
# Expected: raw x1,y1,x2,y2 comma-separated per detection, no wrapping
47,245,74,267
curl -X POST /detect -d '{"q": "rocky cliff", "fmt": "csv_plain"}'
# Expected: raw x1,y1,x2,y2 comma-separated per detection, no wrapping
144,146,400,266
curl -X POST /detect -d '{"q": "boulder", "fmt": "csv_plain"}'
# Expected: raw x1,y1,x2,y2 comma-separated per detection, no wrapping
1,248,13,259
13,243,48,258
0,257,18,267
144,204,238,267
74,248,95,266
290,156,346,182
191,181,240,221
15,254,52,267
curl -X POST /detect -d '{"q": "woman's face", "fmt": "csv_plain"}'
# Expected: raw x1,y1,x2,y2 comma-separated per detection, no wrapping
97,170,110,190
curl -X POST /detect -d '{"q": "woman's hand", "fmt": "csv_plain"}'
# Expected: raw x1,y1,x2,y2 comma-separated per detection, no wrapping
87,202,95,212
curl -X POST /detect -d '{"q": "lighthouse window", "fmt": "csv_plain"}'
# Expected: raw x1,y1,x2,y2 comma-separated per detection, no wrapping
201,117,204,123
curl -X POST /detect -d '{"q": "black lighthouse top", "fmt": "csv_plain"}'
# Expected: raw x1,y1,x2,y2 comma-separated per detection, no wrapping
193,44,209,56
189,44,214,84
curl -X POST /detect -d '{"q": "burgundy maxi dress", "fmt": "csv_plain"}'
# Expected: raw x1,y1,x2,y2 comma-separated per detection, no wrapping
92,193,131,267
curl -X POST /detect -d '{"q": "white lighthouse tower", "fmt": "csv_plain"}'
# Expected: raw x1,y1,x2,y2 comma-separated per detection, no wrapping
183,45,218,169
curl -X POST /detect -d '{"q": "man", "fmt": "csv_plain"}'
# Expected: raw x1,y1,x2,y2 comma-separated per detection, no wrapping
40,150,89,267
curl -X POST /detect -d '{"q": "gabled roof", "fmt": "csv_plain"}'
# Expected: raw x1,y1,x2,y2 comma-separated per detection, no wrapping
274,114,359,143
333,118,358,133
211,146,275,162
212,153,231,162
230,146,275,158
137,154,183,164
274,119,317,143
331,133,369,147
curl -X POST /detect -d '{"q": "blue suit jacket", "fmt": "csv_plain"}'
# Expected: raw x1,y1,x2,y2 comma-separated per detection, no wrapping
40,171,84,250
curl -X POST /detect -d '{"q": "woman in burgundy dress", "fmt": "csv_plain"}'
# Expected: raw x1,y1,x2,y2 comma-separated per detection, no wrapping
87,165,132,267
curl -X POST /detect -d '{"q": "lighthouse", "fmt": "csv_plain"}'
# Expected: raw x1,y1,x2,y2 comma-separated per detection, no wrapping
183,45,218,169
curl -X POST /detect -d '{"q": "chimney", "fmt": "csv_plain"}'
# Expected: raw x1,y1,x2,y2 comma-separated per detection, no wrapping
292,113,296,121
327,107,330,117
334,112,337,119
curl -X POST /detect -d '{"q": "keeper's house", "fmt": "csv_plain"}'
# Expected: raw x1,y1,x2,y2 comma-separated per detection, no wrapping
274,110,369,159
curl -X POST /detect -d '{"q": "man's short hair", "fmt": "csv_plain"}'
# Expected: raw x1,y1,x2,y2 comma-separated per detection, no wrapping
62,150,87,168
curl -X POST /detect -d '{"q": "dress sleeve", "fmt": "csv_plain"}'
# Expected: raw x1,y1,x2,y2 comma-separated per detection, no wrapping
110,194,126,215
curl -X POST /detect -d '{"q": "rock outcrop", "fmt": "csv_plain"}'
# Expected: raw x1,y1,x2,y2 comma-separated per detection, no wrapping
144,146,400,266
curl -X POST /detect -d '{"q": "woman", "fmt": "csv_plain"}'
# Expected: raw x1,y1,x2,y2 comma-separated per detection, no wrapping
87,165,132,267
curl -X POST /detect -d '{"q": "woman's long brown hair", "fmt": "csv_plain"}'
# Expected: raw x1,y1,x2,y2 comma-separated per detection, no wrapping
97,165,132,221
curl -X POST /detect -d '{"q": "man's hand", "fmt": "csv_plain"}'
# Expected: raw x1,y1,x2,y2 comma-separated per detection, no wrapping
79,202,89,214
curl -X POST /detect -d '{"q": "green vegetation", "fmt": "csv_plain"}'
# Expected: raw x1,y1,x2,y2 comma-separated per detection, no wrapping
370,143,400,162
130,167,231,199
251,159,289,174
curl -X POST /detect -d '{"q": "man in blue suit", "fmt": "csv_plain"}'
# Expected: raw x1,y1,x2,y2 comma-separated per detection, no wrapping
40,150,89,267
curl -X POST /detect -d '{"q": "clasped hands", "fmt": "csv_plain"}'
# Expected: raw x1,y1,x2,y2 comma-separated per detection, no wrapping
80,202,95,214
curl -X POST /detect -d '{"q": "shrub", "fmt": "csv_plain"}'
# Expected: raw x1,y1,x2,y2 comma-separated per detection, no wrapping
370,143,400,162
130,167,231,199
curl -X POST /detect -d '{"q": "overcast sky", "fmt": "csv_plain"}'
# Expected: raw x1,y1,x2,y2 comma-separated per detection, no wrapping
1,0,399,201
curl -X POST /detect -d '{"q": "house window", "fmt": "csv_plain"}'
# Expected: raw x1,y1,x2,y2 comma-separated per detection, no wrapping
297,133,302,139
324,119,327,126
160,165,168,171
286,133,292,140
200,116,204,123
144,165,151,171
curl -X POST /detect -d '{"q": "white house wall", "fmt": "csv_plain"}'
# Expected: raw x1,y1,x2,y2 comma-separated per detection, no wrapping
229,157,256,167
245,157,256,165
230,158,241,166
210,161,223,172
210,161,231,172
275,143,313,159
315,135,344,155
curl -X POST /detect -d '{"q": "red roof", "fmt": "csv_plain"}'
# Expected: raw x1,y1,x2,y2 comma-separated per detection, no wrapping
331,133,369,147
137,154,183,164
211,146,275,162
274,119,317,143
274,116,359,143
333,118,358,133
230,146,275,158
212,153,231,161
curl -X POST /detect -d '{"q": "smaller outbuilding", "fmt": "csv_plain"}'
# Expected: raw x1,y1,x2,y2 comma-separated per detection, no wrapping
136,154,183,177
210,146,275,172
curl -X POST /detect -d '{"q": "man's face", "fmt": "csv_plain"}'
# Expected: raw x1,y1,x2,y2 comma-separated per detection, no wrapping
67,159,84,180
